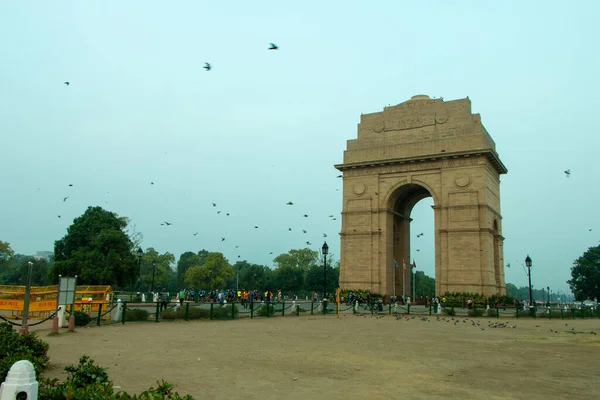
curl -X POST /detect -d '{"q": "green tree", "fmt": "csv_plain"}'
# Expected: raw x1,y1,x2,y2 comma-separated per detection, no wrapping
568,244,600,301
0,241,14,266
414,270,436,298
176,250,209,288
304,263,338,295
238,263,274,290
140,248,176,292
51,206,137,286
183,252,233,290
273,248,320,275
15,257,51,286
272,248,320,292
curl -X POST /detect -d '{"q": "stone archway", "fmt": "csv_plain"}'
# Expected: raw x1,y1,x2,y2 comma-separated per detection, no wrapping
335,95,507,297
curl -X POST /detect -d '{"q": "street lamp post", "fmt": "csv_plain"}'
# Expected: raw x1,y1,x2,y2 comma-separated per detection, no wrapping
547,286,550,304
525,255,533,312
21,261,34,334
151,260,156,293
136,247,143,292
322,242,329,314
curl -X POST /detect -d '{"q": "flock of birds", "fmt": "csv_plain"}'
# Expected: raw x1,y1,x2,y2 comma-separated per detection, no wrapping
56,61,589,267
54,42,351,262
357,313,600,337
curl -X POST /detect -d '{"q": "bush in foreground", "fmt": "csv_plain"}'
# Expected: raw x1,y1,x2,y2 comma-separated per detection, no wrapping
0,322,49,382
74,311,93,327
126,308,150,321
39,355,194,400
160,304,238,320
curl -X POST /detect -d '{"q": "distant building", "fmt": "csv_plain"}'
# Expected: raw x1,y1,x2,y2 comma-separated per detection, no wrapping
34,251,53,261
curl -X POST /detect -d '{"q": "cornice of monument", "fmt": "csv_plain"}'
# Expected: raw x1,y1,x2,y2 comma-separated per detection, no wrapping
335,148,508,175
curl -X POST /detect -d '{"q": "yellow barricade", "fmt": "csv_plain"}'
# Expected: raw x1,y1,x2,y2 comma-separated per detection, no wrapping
0,285,113,320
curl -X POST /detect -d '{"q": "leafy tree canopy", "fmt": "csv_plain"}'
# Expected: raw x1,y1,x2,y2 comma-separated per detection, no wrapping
568,244,600,301
140,247,176,292
183,252,233,290
176,250,208,287
0,241,14,264
414,270,436,298
51,206,137,286
273,248,320,274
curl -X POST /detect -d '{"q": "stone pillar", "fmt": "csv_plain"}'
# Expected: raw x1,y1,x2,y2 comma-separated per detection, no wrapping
0,360,38,400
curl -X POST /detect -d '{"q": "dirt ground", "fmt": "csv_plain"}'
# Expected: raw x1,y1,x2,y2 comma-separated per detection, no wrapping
37,315,599,400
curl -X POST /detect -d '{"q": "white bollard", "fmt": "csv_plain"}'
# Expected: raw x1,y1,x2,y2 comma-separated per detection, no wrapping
141,294,146,303
111,299,123,321
57,305,67,328
0,360,39,400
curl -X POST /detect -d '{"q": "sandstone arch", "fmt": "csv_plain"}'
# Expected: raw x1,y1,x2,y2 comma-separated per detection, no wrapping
335,95,507,296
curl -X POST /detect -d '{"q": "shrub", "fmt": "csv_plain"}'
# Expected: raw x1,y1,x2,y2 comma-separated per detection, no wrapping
255,304,275,317
0,322,49,382
213,304,238,319
126,308,150,321
442,307,456,316
467,309,484,317
74,311,93,327
160,305,237,320
536,311,563,319
38,355,194,399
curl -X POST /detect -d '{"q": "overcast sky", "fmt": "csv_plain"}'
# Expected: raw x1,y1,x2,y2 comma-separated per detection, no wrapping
1,1,599,296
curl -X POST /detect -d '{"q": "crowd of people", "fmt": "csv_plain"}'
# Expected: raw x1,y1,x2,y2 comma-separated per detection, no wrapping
155,288,288,311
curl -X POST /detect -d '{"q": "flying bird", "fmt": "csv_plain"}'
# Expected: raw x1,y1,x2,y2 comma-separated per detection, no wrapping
235,245,239,248
269,252,273,254
306,241,311,245
416,249,420,252
164,221,173,226
288,228,292,231
254,226,259,229
68,184,73,187
204,62,211,71
57,215,61,218
564,169,571,177
193,232,198,236
302,230,307,234
217,211,221,214
212,203,216,207
151,182,154,185
226,213,230,216
328,215,334,218
323,234,327,237
63,196,69,202
221,237,225,241
286,201,294,205
268,42,279,50
64,81,69,86
303,214,308,218
337,175,342,178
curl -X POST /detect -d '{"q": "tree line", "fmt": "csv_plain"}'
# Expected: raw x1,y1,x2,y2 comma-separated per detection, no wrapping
2,206,598,301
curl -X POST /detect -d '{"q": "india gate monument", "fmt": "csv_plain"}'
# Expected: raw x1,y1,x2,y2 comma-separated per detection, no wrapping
335,95,507,297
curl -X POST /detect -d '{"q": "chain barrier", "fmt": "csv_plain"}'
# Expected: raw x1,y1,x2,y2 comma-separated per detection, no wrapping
0,310,59,327
0,315,21,326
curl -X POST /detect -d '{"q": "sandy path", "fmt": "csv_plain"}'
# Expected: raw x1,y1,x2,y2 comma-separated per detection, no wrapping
39,315,600,400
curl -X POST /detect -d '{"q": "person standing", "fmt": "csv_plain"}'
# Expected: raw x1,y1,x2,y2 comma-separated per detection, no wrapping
159,288,170,312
